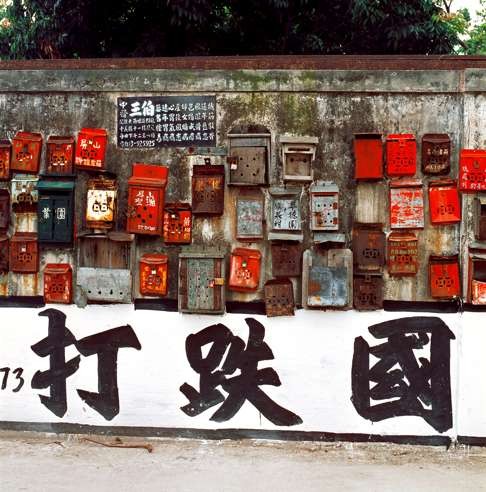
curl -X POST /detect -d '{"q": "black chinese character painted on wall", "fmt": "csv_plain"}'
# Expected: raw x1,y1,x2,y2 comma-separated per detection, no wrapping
351,316,455,433
180,317,302,426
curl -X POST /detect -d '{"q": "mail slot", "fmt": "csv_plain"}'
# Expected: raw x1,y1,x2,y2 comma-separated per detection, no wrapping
46,136,75,175
163,203,192,244
44,264,72,304
127,163,168,235
10,232,38,273
353,224,385,272
37,180,75,244
281,135,318,182
389,179,424,229
236,191,264,241
459,149,486,192
387,232,418,276
11,131,42,174
229,248,261,292
428,179,461,225
0,139,11,180
429,255,460,299
86,176,117,230
228,133,270,185
386,133,416,177
475,196,486,241
268,187,303,241
75,128,107,171
139,253,168,297
353,273,383,310
179,253,225,314
422,134,451,175
0,189,10,231
0,235,8,273
310,181,339,231
354,133,383,180
264,279,295,317
271,242,302,277
11,175,38,213
191,160,225,215
469,255,486,305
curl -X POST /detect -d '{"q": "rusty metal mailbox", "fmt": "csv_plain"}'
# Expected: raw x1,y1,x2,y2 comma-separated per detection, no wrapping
271,242,301,277
389,179,424,229
10,232,38,273
428,179,461,225
422,134,451,175
353,224,385,272
0,189,10,231
468,252,486,305
127,163,168,235
429,255,460,299
236,191,264,241
86,176,117,230
192,161,225,215
0,139,11,180
310,181,339,231
75,128,107,171
46,136,75,175
11,175,38,213
228,133,269,186
179,253,225,314
139,253,168,297
163,203,192,244
44,264,72,304
268,187,303,241
475,196,486,241
37,180,75,244
459,149,486,192
0,234,8,272
11,131,42,174
354,133,383,180
264,279,294,317
77,268,131,303
229,248,261,292
280,135,318,182
353,273,383,310
387,232,418,276
386,133,416,177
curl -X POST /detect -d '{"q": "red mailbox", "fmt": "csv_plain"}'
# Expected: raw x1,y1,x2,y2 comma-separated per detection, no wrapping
139,253,168,297
10,232,38,273
429,255,460,299
44,264,72,304
163,203,192,244
468,254,486,305
0,234,8,273
11,131,42,174
0,139,11,180
229,248,261,292
354,133,383,180
390,179,424,229
46,136,74,175
75,128,107,171
127,163,168,235
387,232,418,276
459,149,486,192
386,134,416,177
428,179,461,225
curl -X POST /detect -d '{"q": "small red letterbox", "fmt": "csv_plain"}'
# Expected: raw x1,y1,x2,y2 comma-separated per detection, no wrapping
11,131,42,174
429,255,460,299
163,203,192,244
46,136,74,175
229,248,261,292
10,232,38,273
44,264,72,304
459,149,486,192
386,134,416,177
428,179,461,225
139,253,168,297
0,139,11,180
127,163,168,235
390,179,424,229
354,133,383,180
0,234,8,273
75,128,107,171
387,232,418,276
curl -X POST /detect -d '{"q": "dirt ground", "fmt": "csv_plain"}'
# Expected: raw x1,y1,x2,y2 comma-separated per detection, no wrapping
1,431,485,491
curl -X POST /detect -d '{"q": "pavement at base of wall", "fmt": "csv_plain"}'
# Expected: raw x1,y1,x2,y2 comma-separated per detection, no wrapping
0,431,485,492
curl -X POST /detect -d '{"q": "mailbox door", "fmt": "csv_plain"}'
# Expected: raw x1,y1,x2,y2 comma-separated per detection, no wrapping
429,181,461,225
229,249,261,292
271,242,301,277
460,150,486,192
0,236,8,272
139,254,168,296
236,195,263,240
11,133,42,173
192,166,225,215
311,193,338,231
284,152,312,180
44,264,72,304
53,196,72,243
264,279,294,317
47,140,74,175
163,205,192,244
422,134,451,175
353,274,383,310
390,181,424,229
0,143,10,180
0,190,9,230
75,129,107,170
10,235,38,273
429,256,460,299
86,188,116,229
354,133,383,180
477,197,486,241
229,146,267,185
38,195,54,241
307,265,348,307
386,134,417,176
127,185,162,235
353,226,386,271
387,232,418,276
77,267,132,303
